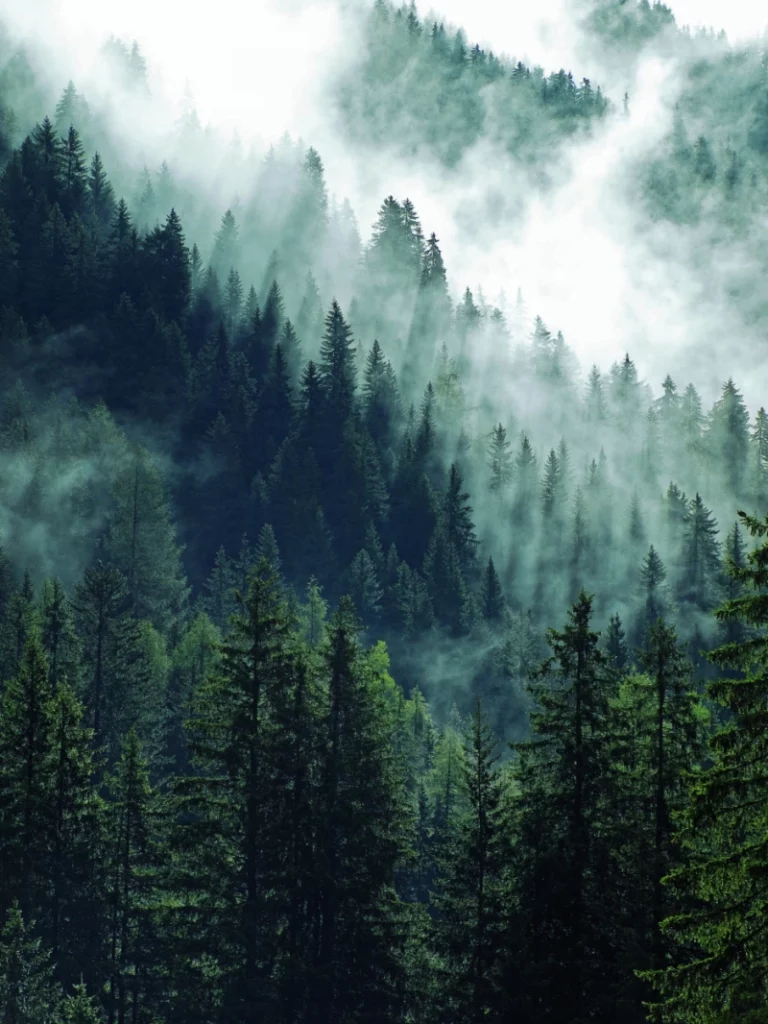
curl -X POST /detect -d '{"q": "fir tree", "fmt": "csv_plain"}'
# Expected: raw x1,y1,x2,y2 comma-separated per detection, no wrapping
105,730,162,1024
707,378,750,495
346,549,383,623
605,613,629,671
39,579,79,693
679,493,720,611
650,511,768,1020
433,702,509,1023
481,558,506,625
487,424,513,495
0,904,59,1024
512,593,620,1023
106,447,188,632
639,545,670,632
319,299,357,429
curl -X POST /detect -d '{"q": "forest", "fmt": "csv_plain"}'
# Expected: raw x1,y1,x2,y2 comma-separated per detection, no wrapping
0,0,767,1021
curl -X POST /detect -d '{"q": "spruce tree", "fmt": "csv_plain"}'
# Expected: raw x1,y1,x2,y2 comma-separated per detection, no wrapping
750,406,768,506
512,593,620,1023
639,545,670,632
311,598,409,1024
346,549,383,623
171,560,296,1021
605,613,629,671
105,730,162,1024
487,424,513,496
105,446,188,632
319,299,357,430
39,578,79,693
433,702,509,1023
442,464,478,574
678,493,720,611
0,904,59,1024
481,557,506,625
707,378,749,495
0,635,54,923
650,510,768,1020
73,563,149,762
628,622,703,977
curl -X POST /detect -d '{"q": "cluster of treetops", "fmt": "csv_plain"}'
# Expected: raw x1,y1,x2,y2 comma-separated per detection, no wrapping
2,492,768,1023
0,9,767,1021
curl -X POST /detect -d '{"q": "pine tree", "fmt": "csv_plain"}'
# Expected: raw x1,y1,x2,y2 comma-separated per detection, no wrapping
55,81,88,133
481,557,506,625
487,424,513,495
300,576,327,649
73,563,149,761
0,635,54,922
628,491,646,547
627,622,704,978
707,378,750,495
605,613,629,671
279,318,303,383
60,127,87,220
319,299,357,429
87,153,115,235
1,570,37,684
639,545,670,632
165,613,221,768
443,464,478,574
225,268,243,335
720,521,747,644
584,365,607,422
260,279,284,353
45,683,104,988
106,446,188,632
433,702,509,1023
143,208,190,325
570,486,591,592
253,343,294,471
512,593,620,1023
423,525,471,637
346,549,383,623
0,209,18,308
513,434,537,526
201,547,236,634
39,579,79,693
59,982,103,1024
679,493,720,611
750,406,768,506
364,339,401,456
649,510,768,1020
311,598,409,1023
211,208,239,276
541,448,561,521
255,524,282,579
0,904,59,1024
105,730,162,1024
172,560,296,1020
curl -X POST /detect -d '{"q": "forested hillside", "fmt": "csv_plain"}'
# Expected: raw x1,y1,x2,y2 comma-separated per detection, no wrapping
0,0,768,1021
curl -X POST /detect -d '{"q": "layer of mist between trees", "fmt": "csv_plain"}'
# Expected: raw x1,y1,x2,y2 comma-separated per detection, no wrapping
0,1,767,728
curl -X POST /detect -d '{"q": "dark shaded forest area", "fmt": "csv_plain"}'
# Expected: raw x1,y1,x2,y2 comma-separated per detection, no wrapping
0,1,768,1021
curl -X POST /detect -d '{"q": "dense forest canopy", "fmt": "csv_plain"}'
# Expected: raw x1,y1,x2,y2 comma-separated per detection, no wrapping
0,0,768,1020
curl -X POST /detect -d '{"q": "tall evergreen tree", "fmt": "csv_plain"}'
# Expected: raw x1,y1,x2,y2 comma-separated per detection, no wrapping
650,510,768,1021
433,702,509,1023
512,593,620,1023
